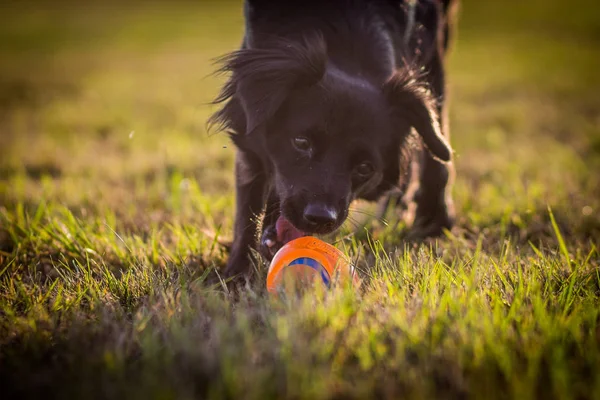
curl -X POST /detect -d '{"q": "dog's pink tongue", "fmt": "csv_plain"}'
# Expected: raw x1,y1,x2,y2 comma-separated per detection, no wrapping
276,216,306,244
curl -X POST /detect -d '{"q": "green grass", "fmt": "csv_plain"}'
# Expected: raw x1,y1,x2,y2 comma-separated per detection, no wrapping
1,0,599,398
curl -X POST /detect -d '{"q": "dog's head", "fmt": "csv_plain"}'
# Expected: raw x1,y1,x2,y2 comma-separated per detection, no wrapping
210,35,451,238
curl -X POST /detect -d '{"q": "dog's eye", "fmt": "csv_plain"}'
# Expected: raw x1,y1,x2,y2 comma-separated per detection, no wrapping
292,136,311,152
355,162,374,178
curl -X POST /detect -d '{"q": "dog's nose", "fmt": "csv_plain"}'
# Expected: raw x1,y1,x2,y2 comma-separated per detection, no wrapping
303,203,338,226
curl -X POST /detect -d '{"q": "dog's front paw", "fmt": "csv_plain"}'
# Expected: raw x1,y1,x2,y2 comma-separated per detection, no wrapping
259,224,282,261
409,196,455,239
223,250,254,282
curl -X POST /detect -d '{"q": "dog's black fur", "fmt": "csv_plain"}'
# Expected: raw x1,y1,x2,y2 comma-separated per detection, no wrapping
210,0,459,278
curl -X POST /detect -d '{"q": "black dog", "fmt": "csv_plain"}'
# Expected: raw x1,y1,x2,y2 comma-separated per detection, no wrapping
210,0,458,278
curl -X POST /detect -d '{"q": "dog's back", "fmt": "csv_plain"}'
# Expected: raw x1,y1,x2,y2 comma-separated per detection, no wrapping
243,0,457,79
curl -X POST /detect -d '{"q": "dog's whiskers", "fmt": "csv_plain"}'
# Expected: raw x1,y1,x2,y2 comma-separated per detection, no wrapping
348,207,389,226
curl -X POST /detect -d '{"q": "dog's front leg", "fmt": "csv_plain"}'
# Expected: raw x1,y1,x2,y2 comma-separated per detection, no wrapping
259,190,281,260
412,52,455,238
224,150,267,279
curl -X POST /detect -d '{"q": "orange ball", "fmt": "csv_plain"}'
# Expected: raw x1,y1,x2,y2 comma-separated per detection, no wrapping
266,236,360,294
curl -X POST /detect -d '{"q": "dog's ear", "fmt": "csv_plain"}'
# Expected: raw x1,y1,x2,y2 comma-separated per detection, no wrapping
211,34,327,135
383,70,452,162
